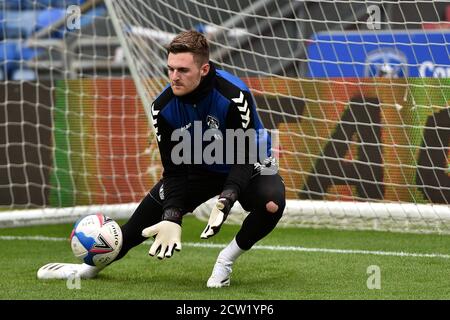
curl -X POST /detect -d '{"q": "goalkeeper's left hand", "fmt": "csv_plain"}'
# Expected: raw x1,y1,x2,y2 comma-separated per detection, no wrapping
142,208,182,259
200,190,237,239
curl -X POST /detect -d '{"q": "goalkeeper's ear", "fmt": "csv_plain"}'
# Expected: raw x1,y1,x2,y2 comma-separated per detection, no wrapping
200,62,210,77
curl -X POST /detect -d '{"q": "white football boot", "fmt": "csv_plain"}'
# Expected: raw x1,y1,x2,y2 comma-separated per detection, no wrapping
37,263,101,280
206,259,233,288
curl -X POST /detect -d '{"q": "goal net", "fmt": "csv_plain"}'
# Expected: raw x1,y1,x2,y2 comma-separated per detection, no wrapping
1,0,449,233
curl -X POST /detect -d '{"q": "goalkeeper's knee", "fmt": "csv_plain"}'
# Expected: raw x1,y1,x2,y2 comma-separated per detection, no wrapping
257,191,285,218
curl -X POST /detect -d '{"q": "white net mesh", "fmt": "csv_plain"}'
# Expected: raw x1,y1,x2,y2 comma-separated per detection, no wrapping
1,0,449,232
1,0,148,226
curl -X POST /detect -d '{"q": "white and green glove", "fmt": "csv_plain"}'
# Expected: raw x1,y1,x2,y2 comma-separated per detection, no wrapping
142,208,182,259
200,190,237,239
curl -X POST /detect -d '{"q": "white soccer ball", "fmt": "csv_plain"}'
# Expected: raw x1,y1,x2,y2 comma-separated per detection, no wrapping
70,214,123,268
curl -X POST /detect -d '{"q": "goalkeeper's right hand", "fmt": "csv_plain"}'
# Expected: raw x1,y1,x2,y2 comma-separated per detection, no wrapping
142,208,182,259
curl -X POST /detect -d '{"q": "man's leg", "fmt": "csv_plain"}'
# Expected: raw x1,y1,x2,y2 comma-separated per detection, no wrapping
118,172,225,259
207,172,285,287
38,172,226,280
37,180,166,279
115,180,165,261
234,173,285,249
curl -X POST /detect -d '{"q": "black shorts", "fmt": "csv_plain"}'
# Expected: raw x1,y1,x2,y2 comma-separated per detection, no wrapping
115,164,285,258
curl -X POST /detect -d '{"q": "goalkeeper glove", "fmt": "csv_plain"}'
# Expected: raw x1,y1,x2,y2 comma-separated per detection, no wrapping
141,208,182,259
200,190,237,239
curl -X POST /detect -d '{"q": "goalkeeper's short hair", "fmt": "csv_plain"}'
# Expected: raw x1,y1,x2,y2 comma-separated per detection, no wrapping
167,30,209,66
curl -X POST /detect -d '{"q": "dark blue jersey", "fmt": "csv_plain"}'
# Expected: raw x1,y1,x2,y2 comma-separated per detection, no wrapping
151,62,271,212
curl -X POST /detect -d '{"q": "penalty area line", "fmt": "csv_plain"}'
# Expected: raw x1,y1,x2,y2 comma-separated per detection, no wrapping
1,235,450,259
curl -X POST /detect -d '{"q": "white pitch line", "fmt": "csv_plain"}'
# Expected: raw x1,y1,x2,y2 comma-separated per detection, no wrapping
1,235,450,259
0,235,67,242
181,241,450,259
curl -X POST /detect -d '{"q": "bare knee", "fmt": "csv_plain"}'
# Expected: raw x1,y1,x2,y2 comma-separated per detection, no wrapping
266,201,279,213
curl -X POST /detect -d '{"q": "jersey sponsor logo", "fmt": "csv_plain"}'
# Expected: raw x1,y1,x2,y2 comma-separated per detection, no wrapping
232,91,250,129
207,115,219,129
206,115,222,140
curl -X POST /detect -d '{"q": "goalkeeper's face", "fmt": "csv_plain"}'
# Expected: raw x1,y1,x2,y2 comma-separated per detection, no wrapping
168,52,209,96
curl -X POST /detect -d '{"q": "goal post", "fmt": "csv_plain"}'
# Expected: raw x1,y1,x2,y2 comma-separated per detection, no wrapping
101,0,450,233
0,0,449,233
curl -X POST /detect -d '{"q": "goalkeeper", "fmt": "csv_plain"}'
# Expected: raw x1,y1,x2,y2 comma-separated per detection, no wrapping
37,30,285,288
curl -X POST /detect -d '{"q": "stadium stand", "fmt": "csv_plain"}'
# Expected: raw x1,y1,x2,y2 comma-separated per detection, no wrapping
422,4,450,30
3,1,447,81
0,0,119,80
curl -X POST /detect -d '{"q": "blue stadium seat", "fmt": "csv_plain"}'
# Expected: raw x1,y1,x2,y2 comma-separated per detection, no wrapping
79,5,107,26
3,8,68,39
17,40,42,60
0,0,26,10
0,0,87,10
0,41,18,79
36,7,65,37
0,11,4,40
34,0,87,8
0,0,104,79
0,41,17,61
30,0,53,7
3,10,38,38
0,40,42,80
11,67,36,80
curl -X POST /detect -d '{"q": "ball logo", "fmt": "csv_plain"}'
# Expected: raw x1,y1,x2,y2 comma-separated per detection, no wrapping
364,48,408,78
92,234,114,253
111,224,121,246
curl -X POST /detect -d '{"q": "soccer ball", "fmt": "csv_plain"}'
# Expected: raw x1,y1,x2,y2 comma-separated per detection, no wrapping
70,214,123,267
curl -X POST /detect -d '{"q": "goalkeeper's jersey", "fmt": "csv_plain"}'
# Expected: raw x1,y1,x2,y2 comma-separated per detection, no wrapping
151,62,271,212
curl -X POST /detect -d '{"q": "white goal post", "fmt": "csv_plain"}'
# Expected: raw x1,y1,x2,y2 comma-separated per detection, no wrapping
0,0,449,233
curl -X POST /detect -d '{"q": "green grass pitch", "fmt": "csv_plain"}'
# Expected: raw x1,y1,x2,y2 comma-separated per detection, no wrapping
0,215,449,300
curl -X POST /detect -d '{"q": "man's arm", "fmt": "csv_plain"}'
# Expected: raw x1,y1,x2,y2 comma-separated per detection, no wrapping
200,90,256,239
142,107,187,259
222,90,256,198
156,114,188,215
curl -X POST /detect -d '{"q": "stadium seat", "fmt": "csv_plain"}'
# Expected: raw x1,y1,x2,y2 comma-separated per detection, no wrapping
79,5,107,27
0,0,87,10
0,40,18,79
17,40,42,60
3,10,38,38
37,0,87,8
0,0,108,80
36,7,65,37
0,12,4,40
0,39,41,80
11,67,36,80
0,0,26,10
3,8,68,39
